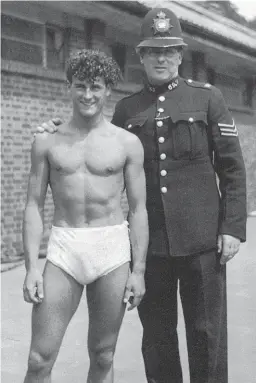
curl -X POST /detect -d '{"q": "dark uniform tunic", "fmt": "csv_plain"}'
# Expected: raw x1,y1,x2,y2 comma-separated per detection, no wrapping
112,77,247,257
112,77,247,383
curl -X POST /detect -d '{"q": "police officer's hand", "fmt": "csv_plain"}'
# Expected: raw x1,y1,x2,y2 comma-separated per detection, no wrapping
32,118,63,135
123,271,146,311
218,234,240,265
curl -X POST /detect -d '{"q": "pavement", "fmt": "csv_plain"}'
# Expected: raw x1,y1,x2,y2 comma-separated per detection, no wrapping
1,217,256,383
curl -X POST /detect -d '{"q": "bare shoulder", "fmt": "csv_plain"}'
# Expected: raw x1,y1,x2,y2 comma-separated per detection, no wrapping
32,122,68,153
110,123,144,155
31,130,56,157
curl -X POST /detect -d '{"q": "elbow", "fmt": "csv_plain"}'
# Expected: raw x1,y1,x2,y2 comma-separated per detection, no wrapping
23,201,44,220
128,204,148,220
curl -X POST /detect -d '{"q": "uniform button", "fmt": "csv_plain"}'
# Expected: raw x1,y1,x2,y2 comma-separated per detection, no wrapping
161,187,167,193
158,137,165,143
158,108,164,113
160,170,167,176
160,153,166,160
156,120,163,127
128,124,132,129
188,117,194,123
159,96,165,102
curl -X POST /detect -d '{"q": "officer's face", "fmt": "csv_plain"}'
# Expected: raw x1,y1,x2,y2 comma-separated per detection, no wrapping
140,47,182,85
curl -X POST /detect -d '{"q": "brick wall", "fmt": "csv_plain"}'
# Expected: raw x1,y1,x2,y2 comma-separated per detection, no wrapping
2,68,255,261
0,69,130,260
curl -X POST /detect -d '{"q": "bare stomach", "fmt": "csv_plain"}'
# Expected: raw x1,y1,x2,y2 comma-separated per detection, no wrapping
50,177,125,228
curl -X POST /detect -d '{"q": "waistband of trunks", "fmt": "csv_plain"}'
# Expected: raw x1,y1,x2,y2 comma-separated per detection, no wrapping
51,220,129,232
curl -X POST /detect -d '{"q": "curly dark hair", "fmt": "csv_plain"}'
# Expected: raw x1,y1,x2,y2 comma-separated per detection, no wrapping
66,49,122,86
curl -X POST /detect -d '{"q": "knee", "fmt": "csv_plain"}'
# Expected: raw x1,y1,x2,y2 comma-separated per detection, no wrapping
89,347,114,371
27,349,54,375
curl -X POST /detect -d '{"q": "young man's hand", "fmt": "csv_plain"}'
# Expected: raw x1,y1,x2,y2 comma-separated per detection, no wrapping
123,271,146,311
23,268,44,304
32,118,63,135
218,234,240,265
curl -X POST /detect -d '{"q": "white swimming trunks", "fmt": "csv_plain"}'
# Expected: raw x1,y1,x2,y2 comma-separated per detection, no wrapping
47,221,131,285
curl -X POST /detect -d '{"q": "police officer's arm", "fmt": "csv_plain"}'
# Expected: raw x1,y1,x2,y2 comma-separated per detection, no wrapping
208,87,247,246
123,132,149,310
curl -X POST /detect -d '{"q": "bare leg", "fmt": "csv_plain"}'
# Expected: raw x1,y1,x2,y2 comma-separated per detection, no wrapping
86,262,130,383
24,261,84,383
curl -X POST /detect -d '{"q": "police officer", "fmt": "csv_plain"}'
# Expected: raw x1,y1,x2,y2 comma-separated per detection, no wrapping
36,7,247,383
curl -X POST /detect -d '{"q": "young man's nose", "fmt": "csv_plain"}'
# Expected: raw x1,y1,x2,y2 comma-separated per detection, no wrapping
83,88,93,99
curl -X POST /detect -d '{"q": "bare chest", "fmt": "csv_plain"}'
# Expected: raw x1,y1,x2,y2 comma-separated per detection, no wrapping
48,136,126,176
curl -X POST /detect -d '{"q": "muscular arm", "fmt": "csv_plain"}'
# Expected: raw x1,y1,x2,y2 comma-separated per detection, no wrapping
23,135,49,271
125,134,149,274
123,133,148,309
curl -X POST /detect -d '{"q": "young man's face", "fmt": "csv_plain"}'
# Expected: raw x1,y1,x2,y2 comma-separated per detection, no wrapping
70,77,111,118
140,47,182,86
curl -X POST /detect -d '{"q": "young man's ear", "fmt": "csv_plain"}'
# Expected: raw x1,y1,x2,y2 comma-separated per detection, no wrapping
106,85,111,97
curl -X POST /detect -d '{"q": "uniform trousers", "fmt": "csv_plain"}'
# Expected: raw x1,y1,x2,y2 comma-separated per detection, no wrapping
137,251,227,383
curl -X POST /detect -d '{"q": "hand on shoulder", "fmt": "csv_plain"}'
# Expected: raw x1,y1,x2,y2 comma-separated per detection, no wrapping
32,118,63,135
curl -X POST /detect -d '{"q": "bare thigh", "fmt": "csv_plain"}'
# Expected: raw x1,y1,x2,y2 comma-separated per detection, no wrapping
86,262,130,354
29,261,84,361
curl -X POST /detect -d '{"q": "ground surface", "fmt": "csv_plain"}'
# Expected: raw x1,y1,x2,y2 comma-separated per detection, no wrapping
1,217,256,383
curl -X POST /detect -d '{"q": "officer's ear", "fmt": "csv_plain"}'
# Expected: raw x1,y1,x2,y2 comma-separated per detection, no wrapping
177,48,183,64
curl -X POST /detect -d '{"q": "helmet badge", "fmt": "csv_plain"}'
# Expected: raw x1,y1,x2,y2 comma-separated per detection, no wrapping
152,11,173,35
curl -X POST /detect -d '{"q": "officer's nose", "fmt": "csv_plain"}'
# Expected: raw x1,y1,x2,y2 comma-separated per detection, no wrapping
157,54,166,63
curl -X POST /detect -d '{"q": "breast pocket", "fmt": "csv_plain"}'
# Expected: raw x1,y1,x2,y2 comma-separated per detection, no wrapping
125,116,148,134
170,111,209,160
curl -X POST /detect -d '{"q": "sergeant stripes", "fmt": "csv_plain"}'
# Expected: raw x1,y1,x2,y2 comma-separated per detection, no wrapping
218,120,238,136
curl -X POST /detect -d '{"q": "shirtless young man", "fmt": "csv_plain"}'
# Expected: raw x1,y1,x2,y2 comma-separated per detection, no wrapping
22,49,148,383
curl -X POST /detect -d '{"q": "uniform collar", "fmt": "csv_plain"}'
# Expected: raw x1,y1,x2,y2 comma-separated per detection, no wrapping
145,76,179,94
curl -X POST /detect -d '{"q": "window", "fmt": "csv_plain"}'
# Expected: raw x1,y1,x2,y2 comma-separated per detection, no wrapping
111,43,126,75
207,67,216,85
46,26,65,70
1,14,44,65
192,51,205,81
1,14,66,70
243,78,253,108
125,47,144,84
